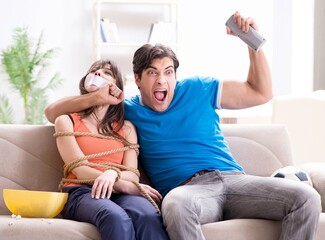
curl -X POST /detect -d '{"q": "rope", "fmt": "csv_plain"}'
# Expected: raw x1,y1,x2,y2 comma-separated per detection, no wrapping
54,131,160,213
54,131,139,155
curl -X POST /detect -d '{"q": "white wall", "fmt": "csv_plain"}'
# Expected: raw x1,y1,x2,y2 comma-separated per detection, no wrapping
291,0,314,93
177,0,273,81
0,0,315,122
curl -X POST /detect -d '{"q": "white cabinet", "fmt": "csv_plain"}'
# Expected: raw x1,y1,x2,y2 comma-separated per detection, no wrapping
92,0,178,79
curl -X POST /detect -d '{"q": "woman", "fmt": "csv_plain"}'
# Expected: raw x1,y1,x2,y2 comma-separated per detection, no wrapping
54,59,169,240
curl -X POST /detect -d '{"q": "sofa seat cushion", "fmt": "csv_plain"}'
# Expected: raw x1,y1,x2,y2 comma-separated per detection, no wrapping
0,215,100,240
201,219,281,240
201,214,325,240
318,214,325,240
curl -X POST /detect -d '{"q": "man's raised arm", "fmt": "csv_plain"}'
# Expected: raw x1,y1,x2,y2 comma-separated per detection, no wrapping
221,12,272,109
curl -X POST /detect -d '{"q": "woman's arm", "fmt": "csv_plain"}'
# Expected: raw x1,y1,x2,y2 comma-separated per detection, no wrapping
120,120,140,181
55,115,103,178
113,120,140,189
55,115,118,199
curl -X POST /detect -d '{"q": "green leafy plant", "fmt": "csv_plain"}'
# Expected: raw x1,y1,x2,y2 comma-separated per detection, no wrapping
0,26,63,124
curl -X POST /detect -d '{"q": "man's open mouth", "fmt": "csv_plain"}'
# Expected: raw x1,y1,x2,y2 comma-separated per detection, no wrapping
154,90,167,102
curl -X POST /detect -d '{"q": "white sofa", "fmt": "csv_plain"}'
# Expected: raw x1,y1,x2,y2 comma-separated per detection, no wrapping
272,90,325,166
0,124,324,240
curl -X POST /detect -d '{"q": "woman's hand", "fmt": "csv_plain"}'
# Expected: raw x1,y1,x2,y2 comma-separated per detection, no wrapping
91,169,118,199
124,182,163,203
138,184,163,203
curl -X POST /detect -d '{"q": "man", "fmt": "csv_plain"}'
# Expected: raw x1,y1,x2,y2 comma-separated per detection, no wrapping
45,12,321,240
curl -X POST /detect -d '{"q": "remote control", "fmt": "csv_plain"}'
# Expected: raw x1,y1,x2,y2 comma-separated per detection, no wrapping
225,15,266,52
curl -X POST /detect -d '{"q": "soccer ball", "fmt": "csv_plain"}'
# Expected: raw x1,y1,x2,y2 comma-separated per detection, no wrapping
271,166,313,187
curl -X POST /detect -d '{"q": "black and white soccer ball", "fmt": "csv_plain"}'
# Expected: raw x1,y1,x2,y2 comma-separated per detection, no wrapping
271,166,313,187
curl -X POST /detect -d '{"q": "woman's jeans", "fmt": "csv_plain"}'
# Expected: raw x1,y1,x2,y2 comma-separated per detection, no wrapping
162,171,321,240
62,186,169,240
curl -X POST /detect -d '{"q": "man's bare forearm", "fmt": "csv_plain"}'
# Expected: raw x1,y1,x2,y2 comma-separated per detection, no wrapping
45,83,124,123
246,48,273,103
45,94,97,123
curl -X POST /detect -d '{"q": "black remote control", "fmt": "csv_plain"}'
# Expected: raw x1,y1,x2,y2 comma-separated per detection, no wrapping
225,15,266,52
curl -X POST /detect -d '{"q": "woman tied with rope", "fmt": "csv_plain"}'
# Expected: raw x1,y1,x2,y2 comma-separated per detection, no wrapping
53,59,169,240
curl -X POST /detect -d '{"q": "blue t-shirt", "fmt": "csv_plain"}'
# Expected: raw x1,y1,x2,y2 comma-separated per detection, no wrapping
125,76,243,196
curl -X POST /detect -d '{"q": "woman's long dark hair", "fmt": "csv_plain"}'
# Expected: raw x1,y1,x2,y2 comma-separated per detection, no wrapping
78,59,125,140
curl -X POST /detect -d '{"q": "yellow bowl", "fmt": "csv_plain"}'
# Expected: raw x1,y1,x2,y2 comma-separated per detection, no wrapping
3,189,68,218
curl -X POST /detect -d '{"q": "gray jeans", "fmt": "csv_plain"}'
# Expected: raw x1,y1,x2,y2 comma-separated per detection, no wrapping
162,171,321,240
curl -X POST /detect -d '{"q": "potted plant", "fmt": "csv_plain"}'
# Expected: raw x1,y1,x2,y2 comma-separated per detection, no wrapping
0,26,63,124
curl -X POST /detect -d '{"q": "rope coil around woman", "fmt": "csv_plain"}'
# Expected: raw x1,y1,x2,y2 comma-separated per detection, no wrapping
53,131,160,213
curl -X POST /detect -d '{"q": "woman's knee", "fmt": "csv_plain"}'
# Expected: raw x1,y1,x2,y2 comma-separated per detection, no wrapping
96,206,131,225
96,207,135,239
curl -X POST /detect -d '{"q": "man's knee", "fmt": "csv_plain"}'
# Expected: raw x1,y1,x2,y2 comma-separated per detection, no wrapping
162,186,194,217
306,187,322,214
296,184,322,216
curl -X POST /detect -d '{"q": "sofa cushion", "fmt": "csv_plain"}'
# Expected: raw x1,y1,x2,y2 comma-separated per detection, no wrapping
221,124,294,176
202,214,325,240
201,219,281,240
0,215,100,240
0,124,64,215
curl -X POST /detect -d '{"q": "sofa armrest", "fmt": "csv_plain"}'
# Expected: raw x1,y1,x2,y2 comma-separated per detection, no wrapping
300,162,325,212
